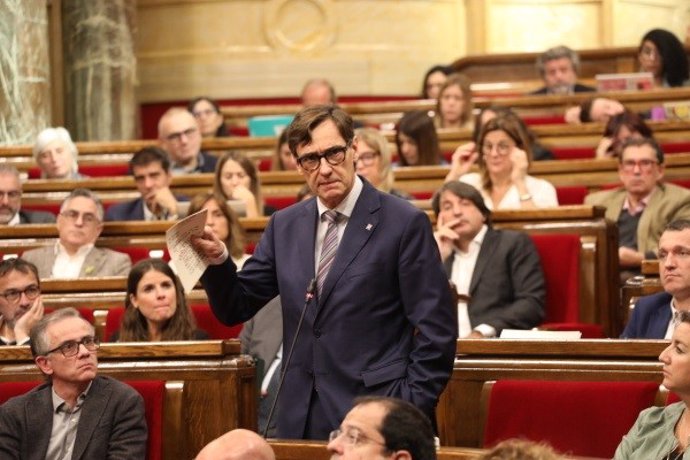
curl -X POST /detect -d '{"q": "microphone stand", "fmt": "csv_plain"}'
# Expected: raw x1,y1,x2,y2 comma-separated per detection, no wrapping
262,279,316,438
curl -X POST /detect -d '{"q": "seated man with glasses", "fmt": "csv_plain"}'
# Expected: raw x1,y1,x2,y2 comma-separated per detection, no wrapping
22,188,132,279
327,396,437,460
586,137,690,280
0,258,44,345
0,308,147,458
622,220,690,339
0,164,55,225
158,107,218,175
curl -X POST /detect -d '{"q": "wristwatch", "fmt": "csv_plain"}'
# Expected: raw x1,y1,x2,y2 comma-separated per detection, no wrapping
519,193,533,202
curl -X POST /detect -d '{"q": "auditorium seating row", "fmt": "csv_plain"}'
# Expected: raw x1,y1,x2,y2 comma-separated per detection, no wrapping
0,341,256,460
0,338,669,459
0,205,623,337
216,87,690,133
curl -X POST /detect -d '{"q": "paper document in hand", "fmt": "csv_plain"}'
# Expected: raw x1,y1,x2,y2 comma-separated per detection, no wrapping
166,209,209,292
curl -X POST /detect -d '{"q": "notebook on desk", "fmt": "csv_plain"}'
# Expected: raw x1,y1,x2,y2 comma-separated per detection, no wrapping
595,72,654,92
247,115,294,137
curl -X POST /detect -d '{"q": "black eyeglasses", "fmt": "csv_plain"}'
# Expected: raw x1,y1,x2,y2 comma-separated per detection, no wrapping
45,336,100,357
0,285,40,304
165,127,198,143
297,143,350,172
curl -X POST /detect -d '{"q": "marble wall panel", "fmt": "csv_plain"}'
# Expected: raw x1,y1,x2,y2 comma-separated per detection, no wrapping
62,0,137,140
0,0,50,144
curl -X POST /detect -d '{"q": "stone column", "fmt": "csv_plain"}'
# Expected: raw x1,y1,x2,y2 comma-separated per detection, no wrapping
0,0,51,144
62,0,137,141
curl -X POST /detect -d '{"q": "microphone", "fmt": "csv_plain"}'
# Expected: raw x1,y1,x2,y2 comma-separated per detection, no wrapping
263,278,316,438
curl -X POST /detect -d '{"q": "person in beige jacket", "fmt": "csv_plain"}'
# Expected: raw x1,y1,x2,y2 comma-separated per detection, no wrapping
585,137,690,279
21,188,131,279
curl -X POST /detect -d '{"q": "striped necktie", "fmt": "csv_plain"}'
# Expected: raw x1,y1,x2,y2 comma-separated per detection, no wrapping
316,210,342,297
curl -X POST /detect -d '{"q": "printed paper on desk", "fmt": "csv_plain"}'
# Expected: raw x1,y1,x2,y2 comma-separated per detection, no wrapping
166,209,209,293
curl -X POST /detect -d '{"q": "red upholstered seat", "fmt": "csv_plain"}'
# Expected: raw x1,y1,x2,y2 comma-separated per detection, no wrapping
555,186,588,205
123,380,165,460
522,114,566,125
265,196,297,210
410,191,433,200
105,305,238,341
105,307,125,342
0,381,41,404
112,247,170,265
550,146,595,160
191,304,242,339
529,233,604,338
482,380,660,458
661,141,690,154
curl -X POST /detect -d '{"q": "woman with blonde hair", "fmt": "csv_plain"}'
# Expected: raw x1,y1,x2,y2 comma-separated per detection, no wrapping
445,115,557,209
355,127,411,199
435,73,474,130
187,191,250,268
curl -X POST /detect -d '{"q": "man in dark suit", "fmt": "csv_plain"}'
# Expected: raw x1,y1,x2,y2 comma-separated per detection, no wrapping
0,165,55,225
622,219,690,339
0,308,147,458
105,146,182,221
194,105,456,440
432,181,545,337
530,45,596,95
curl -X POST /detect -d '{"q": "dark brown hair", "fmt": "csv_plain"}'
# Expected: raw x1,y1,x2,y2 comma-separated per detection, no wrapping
119,258,197,341
395,110,441,166
286,105,354,157
477,115,533,192
214,151,264,215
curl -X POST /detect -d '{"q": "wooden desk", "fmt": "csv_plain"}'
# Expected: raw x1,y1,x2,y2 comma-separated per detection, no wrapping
438,339,665,448
0,340,255,460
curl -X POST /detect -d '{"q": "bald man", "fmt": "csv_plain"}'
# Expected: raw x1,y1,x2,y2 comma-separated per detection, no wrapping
195,429,275,460
158,107,217,175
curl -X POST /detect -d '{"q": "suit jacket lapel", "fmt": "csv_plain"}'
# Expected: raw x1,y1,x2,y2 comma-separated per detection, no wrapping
26,386,53,460
637,184,663,251
651,295,672,337
469,228,499,294
72,377,109,460
317,182,380,310
80,248,104,277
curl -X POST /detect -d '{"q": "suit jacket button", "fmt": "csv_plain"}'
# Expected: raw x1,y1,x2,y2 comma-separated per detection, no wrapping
314,329,321,338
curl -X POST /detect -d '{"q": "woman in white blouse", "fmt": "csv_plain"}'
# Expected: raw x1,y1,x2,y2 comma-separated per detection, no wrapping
444,115,558,210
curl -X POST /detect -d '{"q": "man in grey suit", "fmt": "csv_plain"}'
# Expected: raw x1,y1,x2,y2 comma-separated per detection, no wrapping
22,188,131,279
0,308,147,459
0,165,55,225
433,181,545,337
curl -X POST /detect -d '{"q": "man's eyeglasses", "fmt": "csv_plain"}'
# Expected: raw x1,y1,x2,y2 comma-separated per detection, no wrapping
45,336,100,357
60,209,100,225
297,143,350,172
165,127,198,143
329,428,385,447
0,191,21,200
620,159,659,173
356,151,380,167
481,142,513,156
0,285,40,304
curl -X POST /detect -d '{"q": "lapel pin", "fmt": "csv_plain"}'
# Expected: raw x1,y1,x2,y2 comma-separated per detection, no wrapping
365,223,373,231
